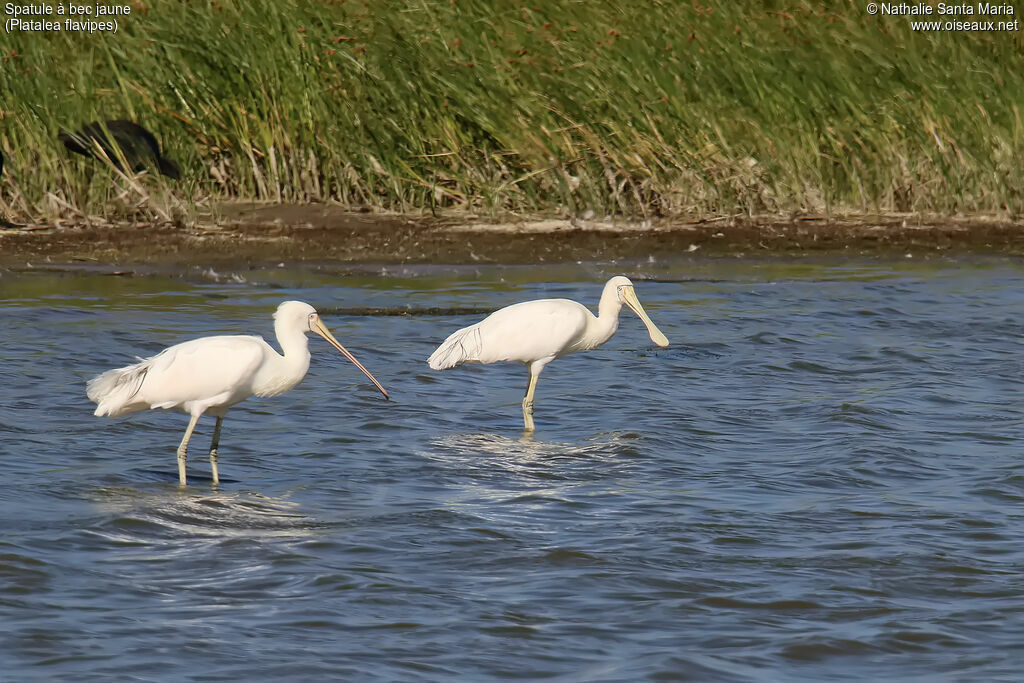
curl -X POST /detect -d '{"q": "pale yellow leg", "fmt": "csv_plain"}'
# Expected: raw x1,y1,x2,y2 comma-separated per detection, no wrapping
209,416,223,486
177,414,201,487
521,369,539,432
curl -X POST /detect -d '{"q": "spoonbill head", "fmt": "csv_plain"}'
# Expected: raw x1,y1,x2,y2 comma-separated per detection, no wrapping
427,276,668,430
87,301,388,486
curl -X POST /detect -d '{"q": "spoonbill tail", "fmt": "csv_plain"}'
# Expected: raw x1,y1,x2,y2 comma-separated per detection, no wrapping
427,276,669,430
87,301,388,486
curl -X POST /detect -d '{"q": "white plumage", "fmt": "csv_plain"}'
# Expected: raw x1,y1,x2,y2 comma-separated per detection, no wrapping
90,336,271,417
87,301,388,486
428,276,669,430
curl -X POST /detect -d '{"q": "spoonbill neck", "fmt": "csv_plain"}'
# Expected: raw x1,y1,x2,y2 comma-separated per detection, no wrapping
585,290,625,348
275,320,313,367
597,289,626,319
252,322,313,398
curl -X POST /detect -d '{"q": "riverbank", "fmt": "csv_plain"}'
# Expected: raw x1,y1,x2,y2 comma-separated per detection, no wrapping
2,205,1022,268
2,2,1022,223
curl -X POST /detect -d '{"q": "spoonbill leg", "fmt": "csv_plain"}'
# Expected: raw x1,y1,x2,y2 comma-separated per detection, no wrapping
177,413,202,486
209,416,224,485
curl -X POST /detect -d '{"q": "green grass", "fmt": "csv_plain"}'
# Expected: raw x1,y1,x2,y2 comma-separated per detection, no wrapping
2,0,1023,223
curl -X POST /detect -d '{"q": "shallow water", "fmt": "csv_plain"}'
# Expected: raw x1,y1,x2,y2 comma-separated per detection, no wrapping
1,257,1023,681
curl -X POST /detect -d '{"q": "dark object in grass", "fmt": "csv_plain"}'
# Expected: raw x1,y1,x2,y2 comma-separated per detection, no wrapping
1,150,18,227
59,120,180,179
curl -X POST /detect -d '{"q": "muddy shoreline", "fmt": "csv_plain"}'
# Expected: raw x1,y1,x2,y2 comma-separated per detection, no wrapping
2,203,1023,268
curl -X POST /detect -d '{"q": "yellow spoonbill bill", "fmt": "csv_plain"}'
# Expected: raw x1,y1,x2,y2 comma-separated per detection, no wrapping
87,301,389,486
427,276,669,430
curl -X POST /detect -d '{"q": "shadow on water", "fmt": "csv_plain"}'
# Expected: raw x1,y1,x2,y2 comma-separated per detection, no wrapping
85,481,324,542
425,430,644,463
417,431,649,499
133,468,240,485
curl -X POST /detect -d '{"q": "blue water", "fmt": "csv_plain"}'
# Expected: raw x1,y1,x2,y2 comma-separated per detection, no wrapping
1,257,1023,681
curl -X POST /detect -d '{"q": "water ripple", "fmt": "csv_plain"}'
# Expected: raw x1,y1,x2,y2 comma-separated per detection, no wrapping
2,260,1024,681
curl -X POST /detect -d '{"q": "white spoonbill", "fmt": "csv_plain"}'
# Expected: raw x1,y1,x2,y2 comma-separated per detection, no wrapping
427,276,669,430
87,301,389,486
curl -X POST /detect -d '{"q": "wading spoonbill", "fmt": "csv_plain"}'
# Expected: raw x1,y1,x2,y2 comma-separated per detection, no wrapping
427,276,669,430
87,301,388,486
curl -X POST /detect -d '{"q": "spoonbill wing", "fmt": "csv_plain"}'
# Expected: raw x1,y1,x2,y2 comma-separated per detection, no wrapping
89,336,266,416
428,299,590,368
